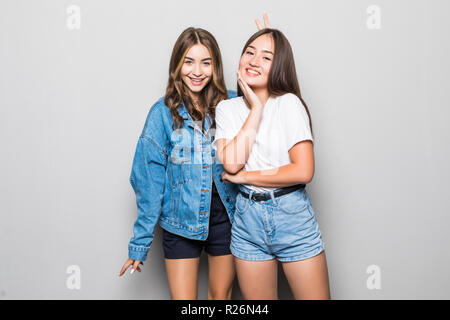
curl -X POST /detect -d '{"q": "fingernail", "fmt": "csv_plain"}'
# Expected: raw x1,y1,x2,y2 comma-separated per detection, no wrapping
130,269,135,274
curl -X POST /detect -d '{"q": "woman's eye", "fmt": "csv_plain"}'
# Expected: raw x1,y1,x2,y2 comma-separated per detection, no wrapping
263,57,271,61
185,60,192,64
203,62,211,66
246,51,254,55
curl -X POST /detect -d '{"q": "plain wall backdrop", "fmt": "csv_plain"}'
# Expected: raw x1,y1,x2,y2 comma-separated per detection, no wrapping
0,0,449,299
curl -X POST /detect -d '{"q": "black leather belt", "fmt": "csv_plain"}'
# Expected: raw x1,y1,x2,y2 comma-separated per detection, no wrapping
239,184,305,202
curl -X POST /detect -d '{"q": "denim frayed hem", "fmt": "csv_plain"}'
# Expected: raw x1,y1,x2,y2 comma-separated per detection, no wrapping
277,246,325,262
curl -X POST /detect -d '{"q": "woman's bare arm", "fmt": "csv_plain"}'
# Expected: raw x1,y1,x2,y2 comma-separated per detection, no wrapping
216,105,263,174
216,71,264,174
221,140,315,187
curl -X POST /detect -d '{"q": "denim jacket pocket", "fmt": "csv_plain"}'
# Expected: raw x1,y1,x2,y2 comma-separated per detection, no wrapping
169,147,191,186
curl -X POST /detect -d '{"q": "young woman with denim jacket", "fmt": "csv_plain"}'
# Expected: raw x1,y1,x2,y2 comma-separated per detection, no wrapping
215,28,331,299
118,17,271,300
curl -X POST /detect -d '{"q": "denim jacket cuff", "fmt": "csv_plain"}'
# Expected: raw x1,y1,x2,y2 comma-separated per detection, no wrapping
128,244,151,261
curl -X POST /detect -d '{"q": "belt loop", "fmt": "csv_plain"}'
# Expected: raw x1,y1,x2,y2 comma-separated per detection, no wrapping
269,190,277,206
248,189,254,201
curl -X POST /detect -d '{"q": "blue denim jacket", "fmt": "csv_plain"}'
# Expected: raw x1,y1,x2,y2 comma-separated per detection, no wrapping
128,90,239,261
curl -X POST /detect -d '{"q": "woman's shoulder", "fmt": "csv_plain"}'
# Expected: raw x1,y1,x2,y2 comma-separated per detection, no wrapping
146,96,175,120
150,96,170,112
217,95,244,109
137,97,173,144
275,93,306,112
142,97,173,130
276,92,301,105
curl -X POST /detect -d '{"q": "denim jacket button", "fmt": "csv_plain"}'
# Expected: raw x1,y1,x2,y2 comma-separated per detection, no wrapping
226,197,230,202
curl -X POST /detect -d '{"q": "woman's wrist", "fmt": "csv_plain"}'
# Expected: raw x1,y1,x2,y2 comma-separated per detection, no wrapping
250,101,263,111
241,170,250,184
249,104,264,116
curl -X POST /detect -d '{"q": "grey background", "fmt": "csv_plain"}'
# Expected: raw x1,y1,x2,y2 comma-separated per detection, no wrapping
1,0,449,299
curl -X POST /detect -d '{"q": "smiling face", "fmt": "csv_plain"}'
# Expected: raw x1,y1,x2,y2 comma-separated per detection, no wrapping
238,34,274,90
180,43,213,98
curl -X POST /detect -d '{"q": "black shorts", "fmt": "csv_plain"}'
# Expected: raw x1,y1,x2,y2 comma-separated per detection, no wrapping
162,181,232,259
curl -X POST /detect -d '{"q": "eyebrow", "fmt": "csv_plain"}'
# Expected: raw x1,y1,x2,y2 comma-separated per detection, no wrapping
248,45,274,55
185,56,212,61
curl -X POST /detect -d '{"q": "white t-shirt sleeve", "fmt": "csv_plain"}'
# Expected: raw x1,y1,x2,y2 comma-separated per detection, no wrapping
212,100,239,149
282,93,314,150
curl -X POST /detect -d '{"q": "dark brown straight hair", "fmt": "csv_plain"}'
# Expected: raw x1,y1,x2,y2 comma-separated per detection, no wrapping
237,28,314,139
164,27,228,130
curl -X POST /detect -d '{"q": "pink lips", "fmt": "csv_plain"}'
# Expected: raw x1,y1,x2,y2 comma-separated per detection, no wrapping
245,68,260,77
189,77,206,86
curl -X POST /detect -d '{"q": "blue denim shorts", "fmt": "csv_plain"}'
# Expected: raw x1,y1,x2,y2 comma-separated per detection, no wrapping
230,185,325,262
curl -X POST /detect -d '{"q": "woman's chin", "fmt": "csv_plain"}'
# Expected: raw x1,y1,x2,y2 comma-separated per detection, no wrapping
240,76,264,88
185,84,205,94
245,81,265,91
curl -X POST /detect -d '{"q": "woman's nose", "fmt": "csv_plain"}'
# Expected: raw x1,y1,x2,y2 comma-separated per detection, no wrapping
193,64,202,76
249,56,259,67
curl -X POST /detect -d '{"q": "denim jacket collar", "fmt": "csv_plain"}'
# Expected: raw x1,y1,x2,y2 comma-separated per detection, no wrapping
177,101,212,136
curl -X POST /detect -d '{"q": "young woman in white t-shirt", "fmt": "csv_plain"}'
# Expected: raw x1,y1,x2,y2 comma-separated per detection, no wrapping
214,28,331,299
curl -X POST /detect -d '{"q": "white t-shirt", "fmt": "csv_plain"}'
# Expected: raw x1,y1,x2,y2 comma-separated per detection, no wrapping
213,93,314,193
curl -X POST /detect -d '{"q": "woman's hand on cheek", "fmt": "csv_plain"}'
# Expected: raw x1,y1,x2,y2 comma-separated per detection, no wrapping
221,170,248,184
237,70,263,110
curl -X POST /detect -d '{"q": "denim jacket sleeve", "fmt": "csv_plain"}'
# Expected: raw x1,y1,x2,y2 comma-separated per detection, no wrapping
128,101,168,261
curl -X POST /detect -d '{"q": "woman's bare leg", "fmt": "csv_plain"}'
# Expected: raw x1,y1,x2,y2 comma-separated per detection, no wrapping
207,254,235,299
165,257,200,300
281,250,331,300
234,257,278,300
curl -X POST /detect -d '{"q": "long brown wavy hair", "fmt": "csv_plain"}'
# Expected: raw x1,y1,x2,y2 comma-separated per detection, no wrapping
164,27,229,130
237,28,314,139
